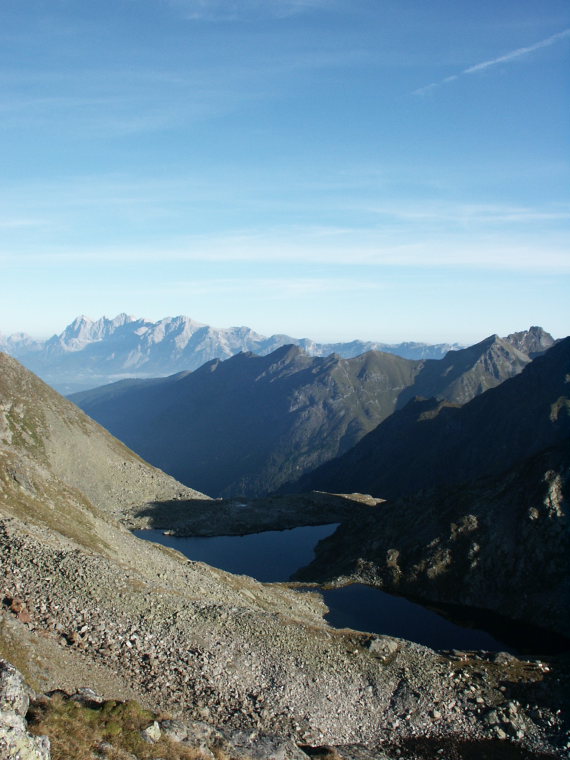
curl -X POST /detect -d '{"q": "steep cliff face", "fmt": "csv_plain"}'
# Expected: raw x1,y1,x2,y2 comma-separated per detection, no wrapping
296,444,570,639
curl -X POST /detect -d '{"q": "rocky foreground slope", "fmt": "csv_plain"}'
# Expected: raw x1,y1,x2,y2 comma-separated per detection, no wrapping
1,358,569,758
0,351,207,528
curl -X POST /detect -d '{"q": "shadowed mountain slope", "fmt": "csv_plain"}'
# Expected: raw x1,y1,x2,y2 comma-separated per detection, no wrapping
72,346,423,497
292,337,570,499
295,442,570,639
72,332,538,498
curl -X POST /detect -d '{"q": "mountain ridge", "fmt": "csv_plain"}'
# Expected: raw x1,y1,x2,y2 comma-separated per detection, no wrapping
292,336,570,499
71,329,544,498
1,314,467,392
71,346,424,497
0,351,207,530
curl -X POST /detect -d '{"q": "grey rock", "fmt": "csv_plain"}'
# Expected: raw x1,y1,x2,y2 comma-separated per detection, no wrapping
484,710,500,726
70,687,104,705
176,720,228,760
0,660,30,716
159,718,189,742
365,636,399,661
0,660,50,760
141,720,161,743
229,730,309,760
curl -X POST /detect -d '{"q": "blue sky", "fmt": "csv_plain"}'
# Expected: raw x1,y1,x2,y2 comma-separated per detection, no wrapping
1,0,569,344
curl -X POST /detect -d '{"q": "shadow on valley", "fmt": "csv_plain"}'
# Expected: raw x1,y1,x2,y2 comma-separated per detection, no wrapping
133,498,216,528
376,737,563,760
419,599,570,657
133,491,381,536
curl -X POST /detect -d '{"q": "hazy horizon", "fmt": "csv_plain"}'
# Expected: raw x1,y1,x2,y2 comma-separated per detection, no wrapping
2,310,562,350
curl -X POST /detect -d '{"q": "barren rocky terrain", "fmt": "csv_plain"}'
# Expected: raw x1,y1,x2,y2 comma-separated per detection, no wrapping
1,351,569,759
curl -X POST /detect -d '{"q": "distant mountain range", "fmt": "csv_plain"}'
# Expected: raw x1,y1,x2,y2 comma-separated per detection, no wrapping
0,313,467,393
70,328,552,498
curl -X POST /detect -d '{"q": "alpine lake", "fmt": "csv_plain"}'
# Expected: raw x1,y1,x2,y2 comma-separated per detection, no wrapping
135,524,563,655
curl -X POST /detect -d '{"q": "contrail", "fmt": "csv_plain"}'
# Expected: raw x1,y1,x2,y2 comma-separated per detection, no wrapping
414,27,570,95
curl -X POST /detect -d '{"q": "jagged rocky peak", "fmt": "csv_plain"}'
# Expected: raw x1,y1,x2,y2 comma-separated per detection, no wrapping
51,313,140,351
505,325,556,358
467,333,531,378
1,314,559,394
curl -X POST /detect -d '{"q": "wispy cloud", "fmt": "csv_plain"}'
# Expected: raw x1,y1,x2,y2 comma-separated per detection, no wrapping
2,227,569,274
129,276,381,300
167,0,330,22
0,218,49,229
414,27,570,95
369,201,570,226
0,69,251,136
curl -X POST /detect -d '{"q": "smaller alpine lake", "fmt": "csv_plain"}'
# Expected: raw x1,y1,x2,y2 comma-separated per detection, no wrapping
135,525,516,653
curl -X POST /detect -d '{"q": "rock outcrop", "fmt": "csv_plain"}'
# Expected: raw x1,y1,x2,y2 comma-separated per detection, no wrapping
0,659,50,760
295,443,570,640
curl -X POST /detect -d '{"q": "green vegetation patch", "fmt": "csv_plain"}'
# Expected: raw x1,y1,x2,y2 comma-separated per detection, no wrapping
27,693,207,760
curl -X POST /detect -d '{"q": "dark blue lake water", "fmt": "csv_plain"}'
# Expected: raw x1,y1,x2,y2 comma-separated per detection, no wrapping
134,526,514,652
